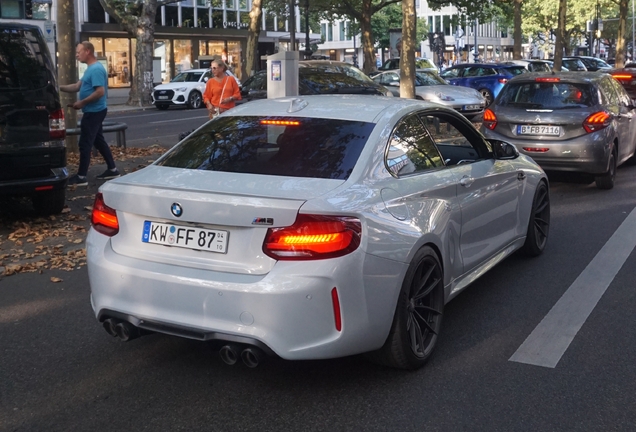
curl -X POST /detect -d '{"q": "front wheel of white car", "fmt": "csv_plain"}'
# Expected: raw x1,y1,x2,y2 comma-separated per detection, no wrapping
366,246,444,370
187,91,202,109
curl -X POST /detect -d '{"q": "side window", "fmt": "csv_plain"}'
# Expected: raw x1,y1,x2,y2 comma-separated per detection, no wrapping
441,68,459,78
464,67,480,77
480,68,496,76
419,113,490,166
609,77,631,106
598,78,618,105
386,115,444,177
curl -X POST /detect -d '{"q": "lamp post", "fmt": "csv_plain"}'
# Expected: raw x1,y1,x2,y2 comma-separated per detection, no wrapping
303,0,312,59
289,0,296,51
474,18,479,61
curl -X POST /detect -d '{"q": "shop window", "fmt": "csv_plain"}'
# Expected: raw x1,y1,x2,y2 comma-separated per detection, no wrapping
165,4,179,27
1,0,23,18
198,8,210,28
182,6,194,27
212,10,223,28
199,41,207,56
154,39,171,82
174,40,193,73
105,38,131,87
226,40,242,80
89,37,103,57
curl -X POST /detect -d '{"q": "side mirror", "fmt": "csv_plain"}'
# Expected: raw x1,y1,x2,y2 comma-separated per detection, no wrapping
203,77,209,83
490,139,519,160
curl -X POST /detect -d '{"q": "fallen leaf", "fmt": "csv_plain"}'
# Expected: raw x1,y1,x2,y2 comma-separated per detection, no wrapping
50,277,63,283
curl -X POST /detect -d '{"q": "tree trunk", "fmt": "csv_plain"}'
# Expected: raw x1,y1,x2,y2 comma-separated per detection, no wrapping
360,0,375,74
246,0,263,77
552,0,567,71
513,0,523,59
400,0,416,99
56,0,78,153
616,0,628,68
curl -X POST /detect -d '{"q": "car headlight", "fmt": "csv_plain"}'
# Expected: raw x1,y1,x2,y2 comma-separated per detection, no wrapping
434,91,455,101
174,87,187,92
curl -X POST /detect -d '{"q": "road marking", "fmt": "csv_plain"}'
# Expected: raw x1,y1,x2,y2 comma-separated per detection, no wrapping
150,116,208,124
509,206,636,368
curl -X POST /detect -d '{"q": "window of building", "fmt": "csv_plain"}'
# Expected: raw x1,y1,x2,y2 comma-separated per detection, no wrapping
239,0,247,10
226,10,237,26
434,16,441,33
154,39,171,83
87,0,106,23
182,6,194,27
89,37,103,57
165,4,178,27
321,23,326,39
209,0,221,6
1,0,23,18
345,21,352,41
212,9,223,28
198,8,210,27
225,0,235,9
156,5,163,26
31,3,49,20
443,16,451,36
277,16,286,31
266,12,275,31
240,10,250,29
339,21,345,41
327,23,333,42
428,16,433,32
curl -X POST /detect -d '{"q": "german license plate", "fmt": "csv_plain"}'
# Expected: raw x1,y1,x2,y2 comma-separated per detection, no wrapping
157,96,169,100
463,104,481,110
142,221,228,253
517,125,561,136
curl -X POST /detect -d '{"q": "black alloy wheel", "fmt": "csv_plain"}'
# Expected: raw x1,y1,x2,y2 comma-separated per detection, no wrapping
366,246,444,369
522,181,550,256
595,147,617,189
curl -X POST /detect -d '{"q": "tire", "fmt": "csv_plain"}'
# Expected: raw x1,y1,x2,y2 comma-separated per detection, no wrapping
595,146,617,190
366,246,444,370
479,88,494,106
187,91,202,109
156,104,169,110
32,188,66,216
522,181,550,257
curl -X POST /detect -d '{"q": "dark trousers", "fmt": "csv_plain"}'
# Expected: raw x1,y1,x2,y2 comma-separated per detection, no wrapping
78,109,116,177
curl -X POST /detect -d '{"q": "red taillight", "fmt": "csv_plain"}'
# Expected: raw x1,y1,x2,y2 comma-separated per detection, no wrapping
331,287,342,331
49,108,66,140
483,108,497,130
536,77,560,82
91,193,119,236
262,214,361,260
611,73,634,80
522,147,550,152
583,111,611,133
498,78,508,84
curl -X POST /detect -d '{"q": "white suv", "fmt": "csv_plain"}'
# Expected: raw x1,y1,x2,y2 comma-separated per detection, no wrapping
152,68,240,110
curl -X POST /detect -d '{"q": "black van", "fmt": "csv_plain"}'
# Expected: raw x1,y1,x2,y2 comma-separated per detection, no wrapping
0,22,67,215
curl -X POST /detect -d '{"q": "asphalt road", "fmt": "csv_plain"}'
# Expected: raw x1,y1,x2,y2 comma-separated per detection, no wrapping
2,111,636,431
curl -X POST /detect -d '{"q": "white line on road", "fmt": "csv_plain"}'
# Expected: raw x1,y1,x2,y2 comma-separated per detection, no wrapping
150,116,208,124
509,206,636,368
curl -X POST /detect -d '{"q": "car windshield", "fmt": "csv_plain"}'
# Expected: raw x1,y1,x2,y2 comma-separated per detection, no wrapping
415,71,448,86
497,81,595,109
156,116,375,180
171,72,203,82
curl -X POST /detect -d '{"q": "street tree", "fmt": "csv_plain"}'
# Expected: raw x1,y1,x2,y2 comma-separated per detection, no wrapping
56,0,78,152
99,0,180,107
372,3,428,58
400,0,417,99
246,0,264,76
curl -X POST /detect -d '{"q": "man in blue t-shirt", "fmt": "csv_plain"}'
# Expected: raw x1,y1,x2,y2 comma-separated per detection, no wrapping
60,41,119,186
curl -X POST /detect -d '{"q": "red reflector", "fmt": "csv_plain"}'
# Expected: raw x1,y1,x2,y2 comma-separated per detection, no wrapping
262,214,361,260
331,287,342,331
49,108,66,140
91,193,119,236
260,120,300,126
35,185,54,191
522,147,550,152
482,108,497,130
583,111,611,133
536,77,560,82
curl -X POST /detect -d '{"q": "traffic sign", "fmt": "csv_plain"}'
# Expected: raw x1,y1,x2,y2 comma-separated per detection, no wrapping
44,21,55,43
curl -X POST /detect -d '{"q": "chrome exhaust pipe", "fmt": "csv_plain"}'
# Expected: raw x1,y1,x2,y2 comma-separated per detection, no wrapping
114,321,140,342
219,344,241,366
241,347,264,368
102,318,119,337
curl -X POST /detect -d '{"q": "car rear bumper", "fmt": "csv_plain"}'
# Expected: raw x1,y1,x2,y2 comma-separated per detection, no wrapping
0,167,68,195
87,229,406,360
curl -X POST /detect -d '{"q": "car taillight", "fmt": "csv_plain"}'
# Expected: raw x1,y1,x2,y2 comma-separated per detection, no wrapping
522,147,550,152
583,111,611,133
498,78,508,84
91,193,119,236
536,77,560,82
483,108,497,130
611,73,634,80
49,108,66,140
263,214,361,260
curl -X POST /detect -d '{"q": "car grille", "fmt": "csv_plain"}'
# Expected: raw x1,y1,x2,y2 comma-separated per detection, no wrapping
154,89,174,101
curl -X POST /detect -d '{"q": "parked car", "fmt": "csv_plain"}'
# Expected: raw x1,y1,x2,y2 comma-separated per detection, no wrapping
372,69,486,120
567,56,612,72
370,57,438,77
239,61,392,102
87,95,550,370
151,68,241,110
439,63,527,106
561,58,588,71
481,72,636,189
506,59,568,72
0,22,67,215
609,63,636,98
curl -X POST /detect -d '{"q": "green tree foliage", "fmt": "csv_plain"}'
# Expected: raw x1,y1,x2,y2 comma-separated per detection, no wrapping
372,3,428,52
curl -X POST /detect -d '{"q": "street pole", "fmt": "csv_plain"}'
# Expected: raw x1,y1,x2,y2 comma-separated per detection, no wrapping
474,18,479,61
289,0,296,51
632,0,635,60
304,0,312,59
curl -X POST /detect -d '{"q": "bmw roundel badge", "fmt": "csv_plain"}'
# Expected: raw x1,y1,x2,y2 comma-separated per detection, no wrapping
171,203,183,217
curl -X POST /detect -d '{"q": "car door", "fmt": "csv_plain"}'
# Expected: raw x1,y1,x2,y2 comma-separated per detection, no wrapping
419,111,522,274
598,76,632,156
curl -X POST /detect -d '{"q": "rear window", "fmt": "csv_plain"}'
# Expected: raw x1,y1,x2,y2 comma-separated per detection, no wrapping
156,116,375,180
300,70,381,94
502,66,527,76
0,27,55,90
497,81,596,109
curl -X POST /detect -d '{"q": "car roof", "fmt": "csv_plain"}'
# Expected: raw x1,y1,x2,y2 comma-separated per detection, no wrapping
226,94,447,123
506,71,604,84
449,63,522,69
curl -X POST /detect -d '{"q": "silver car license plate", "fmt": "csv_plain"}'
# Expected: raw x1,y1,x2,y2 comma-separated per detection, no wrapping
157,96,169,100
463,104,481,110
142,221,228,253
517,125,561,136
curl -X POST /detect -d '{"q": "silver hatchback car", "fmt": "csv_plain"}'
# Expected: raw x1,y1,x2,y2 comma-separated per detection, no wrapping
481,72,636,189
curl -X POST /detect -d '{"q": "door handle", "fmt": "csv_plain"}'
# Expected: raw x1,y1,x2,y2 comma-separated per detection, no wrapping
460,175,474,187
517,171,526,180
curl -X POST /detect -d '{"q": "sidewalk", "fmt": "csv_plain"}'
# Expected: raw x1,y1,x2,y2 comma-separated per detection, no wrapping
106,87,153,113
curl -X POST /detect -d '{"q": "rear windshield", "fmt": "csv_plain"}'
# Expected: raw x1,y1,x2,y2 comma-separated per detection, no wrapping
497,81,595,109
156,116,375,180
502,66,527,76
300,70,382,94
0,27,55,90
